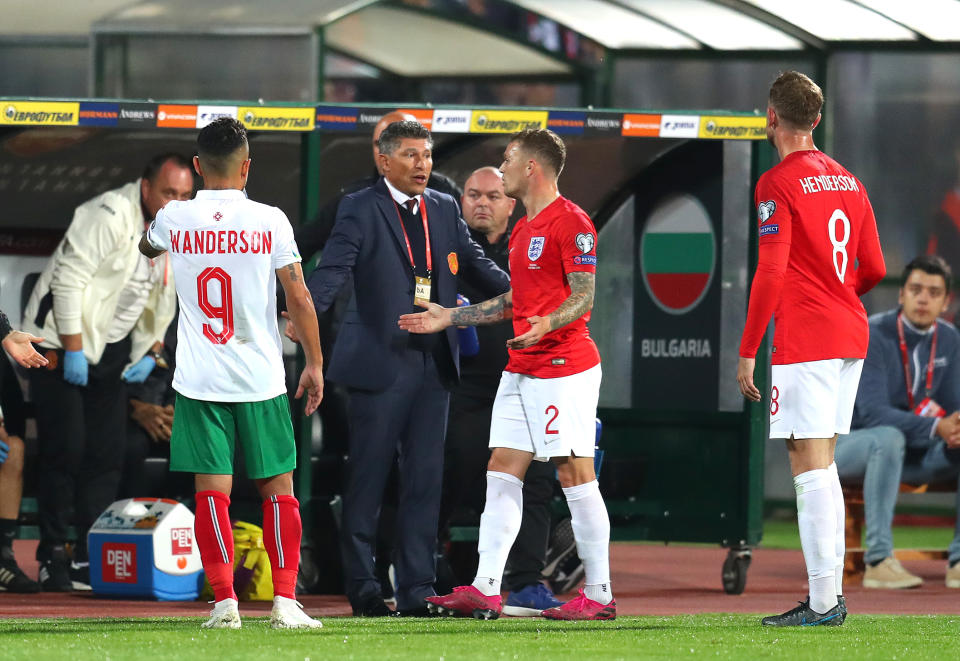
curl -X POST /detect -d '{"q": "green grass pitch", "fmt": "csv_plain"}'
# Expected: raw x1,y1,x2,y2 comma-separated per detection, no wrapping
2,614,959,661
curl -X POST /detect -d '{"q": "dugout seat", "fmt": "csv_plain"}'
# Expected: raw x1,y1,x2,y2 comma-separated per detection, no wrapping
843,482,953,575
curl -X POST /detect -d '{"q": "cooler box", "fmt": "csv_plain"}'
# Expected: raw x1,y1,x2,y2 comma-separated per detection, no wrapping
88,497,204,600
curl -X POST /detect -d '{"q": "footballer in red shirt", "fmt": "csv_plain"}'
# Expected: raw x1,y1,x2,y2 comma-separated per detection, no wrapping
399,129,613,621
505,195,601,378
738,71,885,627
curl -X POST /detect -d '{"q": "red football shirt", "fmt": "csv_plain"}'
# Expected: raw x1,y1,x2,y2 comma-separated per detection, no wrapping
739,150,885,365
506,196,601,377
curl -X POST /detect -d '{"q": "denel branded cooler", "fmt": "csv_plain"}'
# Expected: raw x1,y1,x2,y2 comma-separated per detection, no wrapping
88,497,204,600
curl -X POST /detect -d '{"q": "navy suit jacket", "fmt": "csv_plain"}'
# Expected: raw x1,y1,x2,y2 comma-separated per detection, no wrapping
307,178,510,391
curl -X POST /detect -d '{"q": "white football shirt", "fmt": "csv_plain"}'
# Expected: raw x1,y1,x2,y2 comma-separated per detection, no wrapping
146,189,300,402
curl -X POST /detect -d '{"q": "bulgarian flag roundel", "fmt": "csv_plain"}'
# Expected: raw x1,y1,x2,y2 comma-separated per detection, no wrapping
641,194,716,315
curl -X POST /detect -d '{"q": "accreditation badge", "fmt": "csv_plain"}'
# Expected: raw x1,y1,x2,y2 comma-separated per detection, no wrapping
414,275,432,307
915,397,945,418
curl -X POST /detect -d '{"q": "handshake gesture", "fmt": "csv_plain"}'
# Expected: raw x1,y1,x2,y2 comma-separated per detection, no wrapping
397,301,550,350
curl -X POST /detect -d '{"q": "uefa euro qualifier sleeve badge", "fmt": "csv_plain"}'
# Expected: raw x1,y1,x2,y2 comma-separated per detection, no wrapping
575,232,595,253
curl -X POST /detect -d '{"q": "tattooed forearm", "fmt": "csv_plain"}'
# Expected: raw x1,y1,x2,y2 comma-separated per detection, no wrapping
449,290,513,326
548,272,595,331
284,263,300,283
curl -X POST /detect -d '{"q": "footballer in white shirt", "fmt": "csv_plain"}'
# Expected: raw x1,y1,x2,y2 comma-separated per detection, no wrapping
140,117,323,630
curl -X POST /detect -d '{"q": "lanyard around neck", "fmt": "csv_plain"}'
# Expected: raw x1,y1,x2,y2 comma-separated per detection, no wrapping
392,198,432,275
897,312,937,409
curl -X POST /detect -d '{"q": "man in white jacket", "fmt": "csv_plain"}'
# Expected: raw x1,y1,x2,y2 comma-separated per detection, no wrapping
23,153,192,591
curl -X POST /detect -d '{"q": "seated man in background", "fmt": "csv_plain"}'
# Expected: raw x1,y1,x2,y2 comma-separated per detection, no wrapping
836,255,960,589
119,317,177,500
0,413,39,593
0,311,49,592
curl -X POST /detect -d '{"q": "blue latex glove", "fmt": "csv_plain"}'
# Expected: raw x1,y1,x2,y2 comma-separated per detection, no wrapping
0,438,8,464
122,355,156,384
63,350,88,386
456,294,480,357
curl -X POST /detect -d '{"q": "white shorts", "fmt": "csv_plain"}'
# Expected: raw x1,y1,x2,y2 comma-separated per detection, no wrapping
489,364,601,462
769,358,863,439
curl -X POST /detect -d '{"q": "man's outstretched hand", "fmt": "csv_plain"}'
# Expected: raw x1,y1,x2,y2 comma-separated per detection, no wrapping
2,331,48,368
398,302,451,334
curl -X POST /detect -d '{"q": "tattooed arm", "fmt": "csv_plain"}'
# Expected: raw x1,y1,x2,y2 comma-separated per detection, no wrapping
398,290,514,335
506,271,595,350
450,290,513,326
277,261,324,414
548,271,594,331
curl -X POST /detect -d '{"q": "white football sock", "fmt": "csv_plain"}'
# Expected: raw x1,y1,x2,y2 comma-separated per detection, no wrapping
794,468,838,614
828,462,845,597
563,480,613,605
472,471,523,597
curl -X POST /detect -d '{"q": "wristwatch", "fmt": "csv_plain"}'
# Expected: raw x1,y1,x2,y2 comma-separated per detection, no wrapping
148,349,169,370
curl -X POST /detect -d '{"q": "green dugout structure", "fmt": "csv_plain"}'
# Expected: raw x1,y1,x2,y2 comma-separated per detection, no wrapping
0,98,774,593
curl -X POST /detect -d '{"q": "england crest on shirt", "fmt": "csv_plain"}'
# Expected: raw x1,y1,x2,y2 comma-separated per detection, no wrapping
528,236,545,261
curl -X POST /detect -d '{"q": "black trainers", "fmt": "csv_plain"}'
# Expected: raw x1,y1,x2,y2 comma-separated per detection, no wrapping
837,595,847,624
38,546,73,592
39,559,72,591
69,561,92,591
761,597,844,627
0,558,41,593
351,592,397,617
544,518,583,595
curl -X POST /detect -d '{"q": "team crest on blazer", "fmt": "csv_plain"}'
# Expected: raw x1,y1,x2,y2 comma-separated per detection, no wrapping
528,236,545,261
447,251,458,275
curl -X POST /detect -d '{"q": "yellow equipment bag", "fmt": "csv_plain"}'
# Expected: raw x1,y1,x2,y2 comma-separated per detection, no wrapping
200,520,274,601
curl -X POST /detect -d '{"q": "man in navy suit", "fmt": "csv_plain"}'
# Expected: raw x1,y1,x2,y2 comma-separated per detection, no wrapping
303,120,509,616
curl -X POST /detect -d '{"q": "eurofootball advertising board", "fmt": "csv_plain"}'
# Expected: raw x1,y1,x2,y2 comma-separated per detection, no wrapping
1,99,765,140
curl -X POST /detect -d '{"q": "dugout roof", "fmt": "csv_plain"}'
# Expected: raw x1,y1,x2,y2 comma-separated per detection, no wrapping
80,0,960,104
4,1,960,103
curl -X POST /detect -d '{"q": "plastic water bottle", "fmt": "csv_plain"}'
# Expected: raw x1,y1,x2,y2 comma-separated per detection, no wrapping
456,294,479,357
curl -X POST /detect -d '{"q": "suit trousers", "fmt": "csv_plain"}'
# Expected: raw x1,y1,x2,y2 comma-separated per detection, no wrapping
30,338,130,559
340,349,449,611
